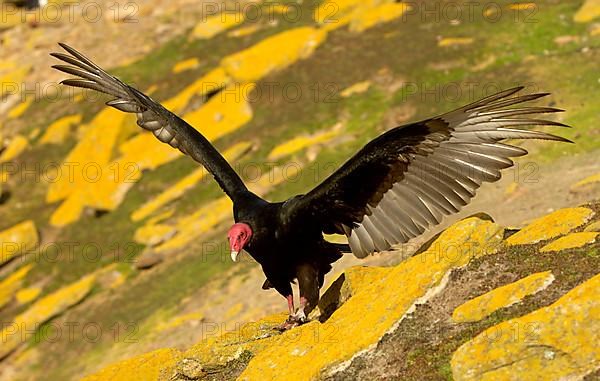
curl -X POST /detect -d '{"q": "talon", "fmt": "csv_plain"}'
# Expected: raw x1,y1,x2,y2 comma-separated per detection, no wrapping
293,310,307,323
276,316,300,331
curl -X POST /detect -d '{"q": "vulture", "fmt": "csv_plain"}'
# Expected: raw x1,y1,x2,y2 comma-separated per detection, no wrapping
51,43,571,329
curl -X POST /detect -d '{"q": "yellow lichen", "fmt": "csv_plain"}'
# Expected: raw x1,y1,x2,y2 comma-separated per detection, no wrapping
182,83,255,141
7,98,33,119
182,313,289,364
504,182,518,196
313,0,383,24
191,12,245,39
154,311,205,333
118,133,181,171
0,220,38,266
348,2,412,32
267,126,341,160
571,172,600,189
584,221,600,232
508,3,537,11
162,67,231,113
49,193,86,227
340,80,372,97
452,271,555,323
506,207,595,245
228,24,262,38
451,273,600,380
172,58,200,74
438,37,475,47
28,129,40,141
270,4,293,14
131,141,252,222
540,232,598,252
574,0,600,22
0,275,95,359
224,302,244,319
0,135,28,163
145,161,296,252
15,287,41,305
0,264,33,309
39,114,82,144
247,163,305,195
0,66,30,97
133,224,177,246
46,107,125,203
70,217,503,379
81,348,181,381
48,75,249,227
221,27,327,82
154,197,233,253
238,217,504,380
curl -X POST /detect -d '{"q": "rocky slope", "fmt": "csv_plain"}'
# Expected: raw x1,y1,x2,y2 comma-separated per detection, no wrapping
78,203,600,380
0,0,599,380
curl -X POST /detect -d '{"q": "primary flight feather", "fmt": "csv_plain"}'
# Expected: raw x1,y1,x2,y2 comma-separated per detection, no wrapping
51,43,571,329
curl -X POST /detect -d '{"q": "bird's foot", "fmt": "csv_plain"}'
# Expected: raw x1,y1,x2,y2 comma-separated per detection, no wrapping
276,311,308,331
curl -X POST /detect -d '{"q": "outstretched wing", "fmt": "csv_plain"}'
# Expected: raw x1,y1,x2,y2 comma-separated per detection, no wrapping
281,87,572,257
51,43,249,202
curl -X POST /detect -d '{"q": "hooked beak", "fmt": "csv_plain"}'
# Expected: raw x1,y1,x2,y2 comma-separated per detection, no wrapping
230,250,239,262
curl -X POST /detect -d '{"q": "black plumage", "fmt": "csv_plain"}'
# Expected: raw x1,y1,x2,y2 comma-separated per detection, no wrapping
51,43,571,328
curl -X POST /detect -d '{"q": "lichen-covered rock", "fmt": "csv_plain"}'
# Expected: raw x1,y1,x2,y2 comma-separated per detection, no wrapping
506,207,595,245
571,172,600,191
153,197,232,252
171,58,200,74
154,311,205,333
452,271,555,323
238,217,503,380
540,232,598,252
0,135,28,163
584,221,600,232
221,27,327,82
340,81,372,98
39,114,82,144
574,0,600,22
267,126,341,160
0,275,95,359
15,287,41,305
228,25,261,38
46,107,125,204
77,217,503,380
179,313,288,366
313,0,382,24
0,220,38,266
508,3,536,11
0,264,33,309
438,37,475,47
162,67,230,113
134,224,177,246
7,98,33,119
81,348,181,381
131,141,251,222
191,12,245,40
181,83,254,142
451,272,600,380
348,3,412,33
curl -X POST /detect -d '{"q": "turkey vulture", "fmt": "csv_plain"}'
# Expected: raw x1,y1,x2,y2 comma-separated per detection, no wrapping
51,43,571,329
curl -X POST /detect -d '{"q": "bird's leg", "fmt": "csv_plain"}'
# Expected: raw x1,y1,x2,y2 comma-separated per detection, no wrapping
293,263,319,323
292,296,309,322
286,294,295,316
277,294,298,331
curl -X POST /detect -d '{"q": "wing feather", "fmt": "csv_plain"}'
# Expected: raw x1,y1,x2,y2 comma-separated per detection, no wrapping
51,43,248,201
280,87,572,257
